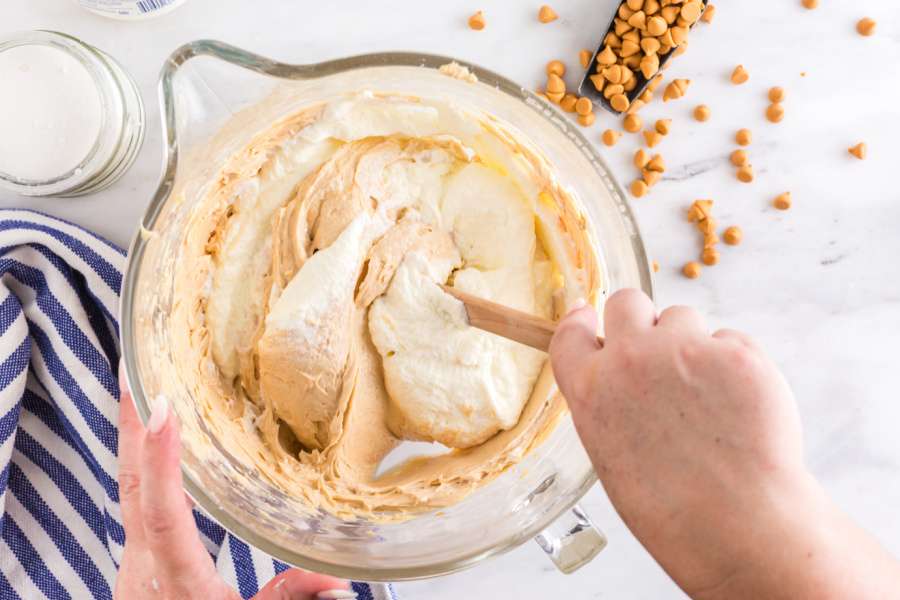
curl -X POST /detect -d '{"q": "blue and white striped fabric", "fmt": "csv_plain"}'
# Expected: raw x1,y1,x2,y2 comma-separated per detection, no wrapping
0,209,397,600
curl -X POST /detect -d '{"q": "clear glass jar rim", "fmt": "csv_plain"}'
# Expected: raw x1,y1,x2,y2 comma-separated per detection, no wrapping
120,40,654,581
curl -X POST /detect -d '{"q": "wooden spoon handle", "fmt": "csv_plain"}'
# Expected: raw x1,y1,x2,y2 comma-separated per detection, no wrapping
441,285,599,353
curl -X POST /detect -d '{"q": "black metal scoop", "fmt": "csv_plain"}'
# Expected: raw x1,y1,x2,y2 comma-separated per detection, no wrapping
578,0,709,115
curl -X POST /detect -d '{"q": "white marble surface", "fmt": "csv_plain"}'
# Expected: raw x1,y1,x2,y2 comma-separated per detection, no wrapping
4,1,900,598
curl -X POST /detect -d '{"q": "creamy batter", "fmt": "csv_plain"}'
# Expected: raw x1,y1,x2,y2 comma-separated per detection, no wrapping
169,87,600,519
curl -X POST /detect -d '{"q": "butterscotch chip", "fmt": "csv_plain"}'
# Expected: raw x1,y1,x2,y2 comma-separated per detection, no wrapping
641,37,661,55
634,148,650,169
674,43,688,58
701,247,720,266
731,65,749,85
643,169,662,186
647,15,668,36
560,94,578,112
602,65,623,84
579,49,592,69
646,154,666,172
589,74,606,92
597,45,617,67
663,79,690,101
605,32,622,49
701,4,716,22
640,54,660,79
602,129,622,146
604,84,625,99
647,74,664,93
626,0,643,10
655,119,672,135
693,104,711,122
643,129,663,148
698,220,718,237
768,86,785,103
730,149,749,167
736,164,754,183
578,112,596,127
627,10,647,30
624,113,643,133
538,5,559,23
766,103,785,123
614,18,632,36
688,199,713,222
802,0,818,8
682,262,702,279
631,179,649,198
723,226,743,246
546,60,566,77
621,39,642,58
611,94,631,112
670,25,688,45
680,0,704,23
773,192,792,210
546,91,564,104
575,97,593,116
849,142,867,160
468,10,486,30
621,28,639,42
735,128,752,146
652,260,660,273
546,73,566,94
857,17,876,36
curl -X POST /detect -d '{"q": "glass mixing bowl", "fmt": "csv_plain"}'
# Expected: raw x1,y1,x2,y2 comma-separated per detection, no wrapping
120,41,652,582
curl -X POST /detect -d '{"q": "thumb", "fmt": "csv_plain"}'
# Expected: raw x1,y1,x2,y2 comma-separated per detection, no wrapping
550,300,602,404
254,569,352,600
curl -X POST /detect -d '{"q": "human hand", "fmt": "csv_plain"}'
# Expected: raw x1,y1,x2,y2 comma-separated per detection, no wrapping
550,290,821,598
115,364,353,600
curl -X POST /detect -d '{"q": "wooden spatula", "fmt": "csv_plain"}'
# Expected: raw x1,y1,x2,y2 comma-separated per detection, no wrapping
441,285,604,353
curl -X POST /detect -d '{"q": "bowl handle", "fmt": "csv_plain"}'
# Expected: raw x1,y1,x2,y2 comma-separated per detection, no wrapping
533,504,607,574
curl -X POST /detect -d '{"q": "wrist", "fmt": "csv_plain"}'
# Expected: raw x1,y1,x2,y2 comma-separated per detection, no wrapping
695,469,897,600
684,467,824,600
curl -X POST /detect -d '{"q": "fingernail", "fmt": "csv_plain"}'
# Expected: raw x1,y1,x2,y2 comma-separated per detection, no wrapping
317,590,357,599
147,395,169,434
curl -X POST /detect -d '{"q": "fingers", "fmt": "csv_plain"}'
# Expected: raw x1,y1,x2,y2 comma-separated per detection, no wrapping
603,289,656,340
713,328,761,351
138,395,218,589
117,360,146,546
656,305,707,336
550,301,602,401
255,570,351,600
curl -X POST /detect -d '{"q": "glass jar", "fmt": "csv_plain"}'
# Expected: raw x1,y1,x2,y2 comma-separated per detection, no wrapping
75,0,190,20
0,31,145,197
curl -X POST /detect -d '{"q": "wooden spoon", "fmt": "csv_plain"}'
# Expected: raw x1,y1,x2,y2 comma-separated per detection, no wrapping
441,285,604,353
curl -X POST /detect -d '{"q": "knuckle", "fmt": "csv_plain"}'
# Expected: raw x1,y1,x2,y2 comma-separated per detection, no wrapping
141,505,179,540
613,337,642,368
722,341,758,371
118,470,142,501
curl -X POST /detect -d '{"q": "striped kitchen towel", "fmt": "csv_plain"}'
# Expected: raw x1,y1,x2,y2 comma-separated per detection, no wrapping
0,209,397,600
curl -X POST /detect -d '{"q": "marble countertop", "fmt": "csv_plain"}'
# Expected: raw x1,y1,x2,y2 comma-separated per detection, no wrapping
4,1,900,598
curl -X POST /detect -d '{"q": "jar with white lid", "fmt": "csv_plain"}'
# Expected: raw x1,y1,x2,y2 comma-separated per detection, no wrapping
0,30,145,197
76,0,189,20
